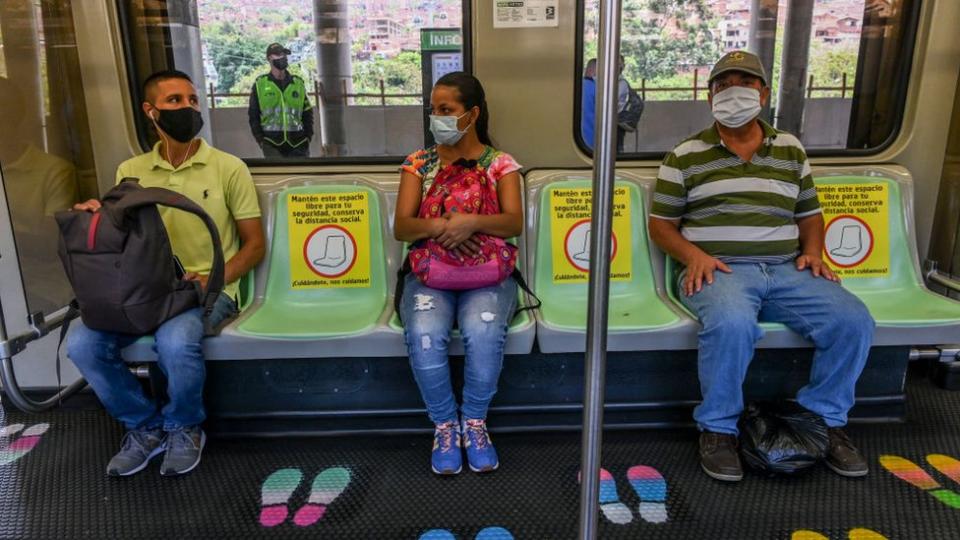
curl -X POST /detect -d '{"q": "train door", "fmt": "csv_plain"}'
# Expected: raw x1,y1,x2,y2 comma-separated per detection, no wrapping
0,1,100,395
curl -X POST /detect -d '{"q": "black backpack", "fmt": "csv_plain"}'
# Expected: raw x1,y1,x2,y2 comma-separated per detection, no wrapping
55,179,227,336
618,86,644,132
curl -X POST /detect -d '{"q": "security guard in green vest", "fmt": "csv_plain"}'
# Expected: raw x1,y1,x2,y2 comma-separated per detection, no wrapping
248,43,314,158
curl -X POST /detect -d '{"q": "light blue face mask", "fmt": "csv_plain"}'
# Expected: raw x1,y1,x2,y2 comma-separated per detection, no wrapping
429,111,470,146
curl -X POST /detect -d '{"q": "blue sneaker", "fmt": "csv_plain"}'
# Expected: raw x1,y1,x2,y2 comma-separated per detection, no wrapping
463,419,499,473
431,421,462,475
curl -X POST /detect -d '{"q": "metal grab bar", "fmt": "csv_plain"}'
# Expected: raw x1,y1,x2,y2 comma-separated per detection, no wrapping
0,306,87,413
578,1,623,539
924,260,960,294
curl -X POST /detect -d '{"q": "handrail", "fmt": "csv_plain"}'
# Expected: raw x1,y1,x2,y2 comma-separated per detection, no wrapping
578,1,622,539
0,305,87,413
205,73,854,108
925,260,960,294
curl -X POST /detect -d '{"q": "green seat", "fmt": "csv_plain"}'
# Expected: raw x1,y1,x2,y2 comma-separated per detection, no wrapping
237,185,387,338
237,270,254,311
534,178,680,332
665,175,960,333
814,176,960,326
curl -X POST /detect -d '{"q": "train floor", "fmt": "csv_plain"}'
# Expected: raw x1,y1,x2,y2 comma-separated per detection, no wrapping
1,367,959,539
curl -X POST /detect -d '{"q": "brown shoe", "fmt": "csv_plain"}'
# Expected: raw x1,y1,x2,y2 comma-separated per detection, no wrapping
825,427,868,477
699,431,743,482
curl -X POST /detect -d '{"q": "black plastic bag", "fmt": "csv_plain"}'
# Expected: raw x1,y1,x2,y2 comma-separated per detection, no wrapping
738,401,829,475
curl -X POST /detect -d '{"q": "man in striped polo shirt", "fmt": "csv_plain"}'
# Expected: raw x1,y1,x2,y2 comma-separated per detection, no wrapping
649,51,875,482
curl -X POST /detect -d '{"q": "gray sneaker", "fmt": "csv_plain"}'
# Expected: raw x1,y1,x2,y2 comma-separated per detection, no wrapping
106,427,166,477
160,425,206,477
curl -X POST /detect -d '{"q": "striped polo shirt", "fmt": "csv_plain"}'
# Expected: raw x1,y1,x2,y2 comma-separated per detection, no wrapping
650,120,821,263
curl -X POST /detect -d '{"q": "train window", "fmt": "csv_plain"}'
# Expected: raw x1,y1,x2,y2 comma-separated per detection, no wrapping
117,0,468,162
0,1,98,315
577,0,920,157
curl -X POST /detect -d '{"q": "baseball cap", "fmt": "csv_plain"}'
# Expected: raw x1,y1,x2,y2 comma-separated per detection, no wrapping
708,50,768,87
266,43,291,56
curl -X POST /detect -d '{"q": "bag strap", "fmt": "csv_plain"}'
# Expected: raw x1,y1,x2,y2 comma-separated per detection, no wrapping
106,184,225,335
511,268,541,317
393,256,412,325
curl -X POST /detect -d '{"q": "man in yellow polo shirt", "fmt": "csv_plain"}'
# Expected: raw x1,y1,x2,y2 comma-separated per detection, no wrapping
67,70,265,477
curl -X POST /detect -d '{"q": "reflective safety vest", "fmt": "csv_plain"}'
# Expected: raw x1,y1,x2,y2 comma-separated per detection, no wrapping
256,74,309,147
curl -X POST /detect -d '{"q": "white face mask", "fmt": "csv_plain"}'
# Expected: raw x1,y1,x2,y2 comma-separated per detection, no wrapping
711,86,762,128
429,112,470,146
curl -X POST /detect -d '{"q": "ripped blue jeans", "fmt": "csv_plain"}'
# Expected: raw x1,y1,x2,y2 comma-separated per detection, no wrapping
400,274,517,425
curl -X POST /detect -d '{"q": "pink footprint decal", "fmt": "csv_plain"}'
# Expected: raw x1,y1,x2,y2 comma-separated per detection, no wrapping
578,468,633,524
259,468,303,527
0,423,49,466
293,467,351,527
627,465,668,524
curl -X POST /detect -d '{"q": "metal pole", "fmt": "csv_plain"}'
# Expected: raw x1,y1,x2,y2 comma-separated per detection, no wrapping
578,0,621,539
775,0,815,136
749,0,779,122
313,0,352,156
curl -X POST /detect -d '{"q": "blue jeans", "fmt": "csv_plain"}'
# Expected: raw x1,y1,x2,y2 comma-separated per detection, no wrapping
400,274,518,425
67,293,237,431
680,262,874,435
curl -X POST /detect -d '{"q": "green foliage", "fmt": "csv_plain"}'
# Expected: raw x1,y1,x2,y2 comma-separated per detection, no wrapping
205,22,270,94
201,7,424,108
352,51,422,105
585,0,721,83
807,40,859,97
583,0,860,103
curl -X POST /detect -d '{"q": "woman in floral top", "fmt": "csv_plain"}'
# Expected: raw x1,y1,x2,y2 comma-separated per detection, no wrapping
394,72,523,475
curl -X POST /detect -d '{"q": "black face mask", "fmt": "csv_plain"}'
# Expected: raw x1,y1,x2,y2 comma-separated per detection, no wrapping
152,107,203,143
271,57,289,70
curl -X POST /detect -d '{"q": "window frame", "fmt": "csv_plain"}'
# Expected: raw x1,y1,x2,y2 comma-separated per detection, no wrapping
116,0,473,166
572,0,923,160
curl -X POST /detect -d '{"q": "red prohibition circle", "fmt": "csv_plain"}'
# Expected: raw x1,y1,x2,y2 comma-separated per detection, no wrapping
302,224,358,278
824,214,874,269
563,218,618,273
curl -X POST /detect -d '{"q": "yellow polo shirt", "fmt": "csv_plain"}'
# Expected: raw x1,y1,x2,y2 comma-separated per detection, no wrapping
115,139,261,300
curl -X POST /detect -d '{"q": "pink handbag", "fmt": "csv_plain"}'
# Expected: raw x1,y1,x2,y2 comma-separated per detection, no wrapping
408,155,517,290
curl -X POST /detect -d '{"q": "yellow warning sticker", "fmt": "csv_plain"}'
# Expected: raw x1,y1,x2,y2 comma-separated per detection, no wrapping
818,182,889,278
288,191,371,288
549,186,632,283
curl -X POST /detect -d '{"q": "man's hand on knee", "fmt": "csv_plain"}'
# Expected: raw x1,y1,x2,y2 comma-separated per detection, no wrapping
795,254,839,282
683,252,732,297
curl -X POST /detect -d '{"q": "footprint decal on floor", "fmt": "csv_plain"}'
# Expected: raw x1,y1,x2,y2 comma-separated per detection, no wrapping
258,466,351,528
293,467,352,527
627,465,668,524
577,468,632,524
0,423,50,466
879,454,960,509
0,424,25,437
259,468,304,527
418,527,514,540
419,530,457,540
791,528,888,540
597,467,634,524
579,465,669,525
474,527,515,540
